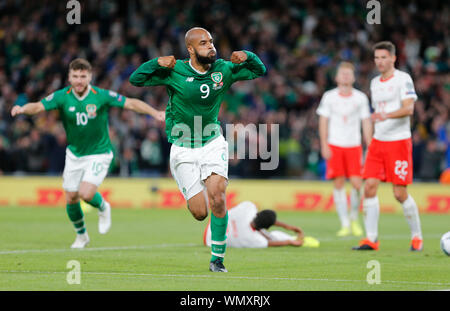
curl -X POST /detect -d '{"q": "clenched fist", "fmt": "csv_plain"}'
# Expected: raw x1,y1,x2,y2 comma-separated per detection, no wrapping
154,110,166,122
230,51,247,64
371,112,387,122
158,56,176,69
11,106,24,117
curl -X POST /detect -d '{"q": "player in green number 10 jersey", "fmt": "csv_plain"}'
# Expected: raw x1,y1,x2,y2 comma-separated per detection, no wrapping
11,58,165,249
129,27,266,272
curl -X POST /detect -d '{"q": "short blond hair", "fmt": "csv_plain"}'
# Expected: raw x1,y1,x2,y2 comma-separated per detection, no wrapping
337,62,355,72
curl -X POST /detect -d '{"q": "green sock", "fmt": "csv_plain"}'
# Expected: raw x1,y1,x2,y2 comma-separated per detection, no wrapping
66,202,86,234
86,192,105,211
210,211,228,263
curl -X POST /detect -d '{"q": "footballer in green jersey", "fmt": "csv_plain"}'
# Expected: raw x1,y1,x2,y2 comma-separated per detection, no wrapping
11,58,165,249
130,27,266,272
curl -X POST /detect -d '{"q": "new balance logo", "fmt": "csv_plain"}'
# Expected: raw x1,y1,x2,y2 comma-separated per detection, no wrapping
186,77,194,82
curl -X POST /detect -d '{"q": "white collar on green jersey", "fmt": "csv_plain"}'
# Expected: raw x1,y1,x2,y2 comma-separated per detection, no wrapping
188,59,210,75
71,84,92,101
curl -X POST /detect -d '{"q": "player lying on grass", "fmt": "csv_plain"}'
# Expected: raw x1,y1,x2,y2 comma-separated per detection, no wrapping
11,58,165,249
204,201,320,248
129,27,266,272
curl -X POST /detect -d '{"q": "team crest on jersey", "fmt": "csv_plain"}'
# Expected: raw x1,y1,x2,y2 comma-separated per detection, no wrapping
86,104,97,118
45,93,54,101
211,72,223,90
109,91,118,97
211,72,223,83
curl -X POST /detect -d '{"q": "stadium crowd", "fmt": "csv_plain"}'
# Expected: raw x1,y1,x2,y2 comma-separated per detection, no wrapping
0,0,448,181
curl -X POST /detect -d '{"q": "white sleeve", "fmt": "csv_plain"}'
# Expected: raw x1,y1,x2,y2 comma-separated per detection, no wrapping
268,230,296,241
316,93,331,117
400,73,418,101
250,232,269,248
360,93,371,119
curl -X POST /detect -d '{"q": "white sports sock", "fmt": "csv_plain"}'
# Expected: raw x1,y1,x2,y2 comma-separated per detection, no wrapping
349,188,361,221
402,195,423,239
363,196,379,242
334,188,349,228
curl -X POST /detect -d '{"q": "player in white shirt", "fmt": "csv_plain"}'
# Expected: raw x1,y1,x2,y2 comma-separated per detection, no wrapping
204,201,320,248
317,62,372,237
353,41,423,251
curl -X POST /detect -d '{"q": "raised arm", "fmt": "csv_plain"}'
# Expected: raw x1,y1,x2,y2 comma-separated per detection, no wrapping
11,102,45,117
230,51,266,82
129,56,175,87
124,98,165,122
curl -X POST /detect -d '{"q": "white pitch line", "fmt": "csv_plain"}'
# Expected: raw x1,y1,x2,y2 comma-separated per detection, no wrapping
0,234,443,254
0,243,197,255
1,270,449,287
311,234,444,242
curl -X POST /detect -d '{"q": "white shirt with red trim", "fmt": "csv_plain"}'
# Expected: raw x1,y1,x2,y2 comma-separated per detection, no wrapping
370,69,418,141
316,87,370,147
204,201,269,248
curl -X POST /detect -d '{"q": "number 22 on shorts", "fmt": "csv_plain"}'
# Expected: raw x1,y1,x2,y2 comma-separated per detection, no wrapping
394,160,408,181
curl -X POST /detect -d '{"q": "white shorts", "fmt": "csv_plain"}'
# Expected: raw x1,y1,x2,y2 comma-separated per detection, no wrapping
62,148,113,192
170,135,229,200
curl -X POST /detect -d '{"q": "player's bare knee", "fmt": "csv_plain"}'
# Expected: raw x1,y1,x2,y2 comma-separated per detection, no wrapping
393,188,407,203
210,192,225,209
79,190,94,202
193,210,208,221
65,192,79,204
364,183,376,198
212,207,227,218
350,178,362,191
188,203,208,221
334,177,345,189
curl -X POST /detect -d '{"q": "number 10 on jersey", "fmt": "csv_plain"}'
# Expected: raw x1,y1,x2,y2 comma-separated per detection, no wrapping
76,112,88,126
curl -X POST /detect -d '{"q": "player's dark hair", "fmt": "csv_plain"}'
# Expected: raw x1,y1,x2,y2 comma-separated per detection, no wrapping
69,58,92,72
373,41,396,55
253,210,277,230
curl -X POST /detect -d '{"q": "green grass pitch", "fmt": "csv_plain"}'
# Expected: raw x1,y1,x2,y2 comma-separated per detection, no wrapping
0,205,449,291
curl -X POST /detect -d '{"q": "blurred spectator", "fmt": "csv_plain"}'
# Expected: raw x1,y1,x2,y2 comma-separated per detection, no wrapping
139,129,165,176
418,137,445,181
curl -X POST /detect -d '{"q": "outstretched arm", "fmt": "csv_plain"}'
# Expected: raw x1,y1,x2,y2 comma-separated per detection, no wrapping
124,98,165,122
275,220,304,241
129,56,175,87
256,228,302,247
231,51,266,82
267,239,303,247
11,102,45,117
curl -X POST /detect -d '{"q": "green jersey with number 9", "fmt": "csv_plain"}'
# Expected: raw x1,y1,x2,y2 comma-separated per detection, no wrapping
129,51,266,148
40,85,125,156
